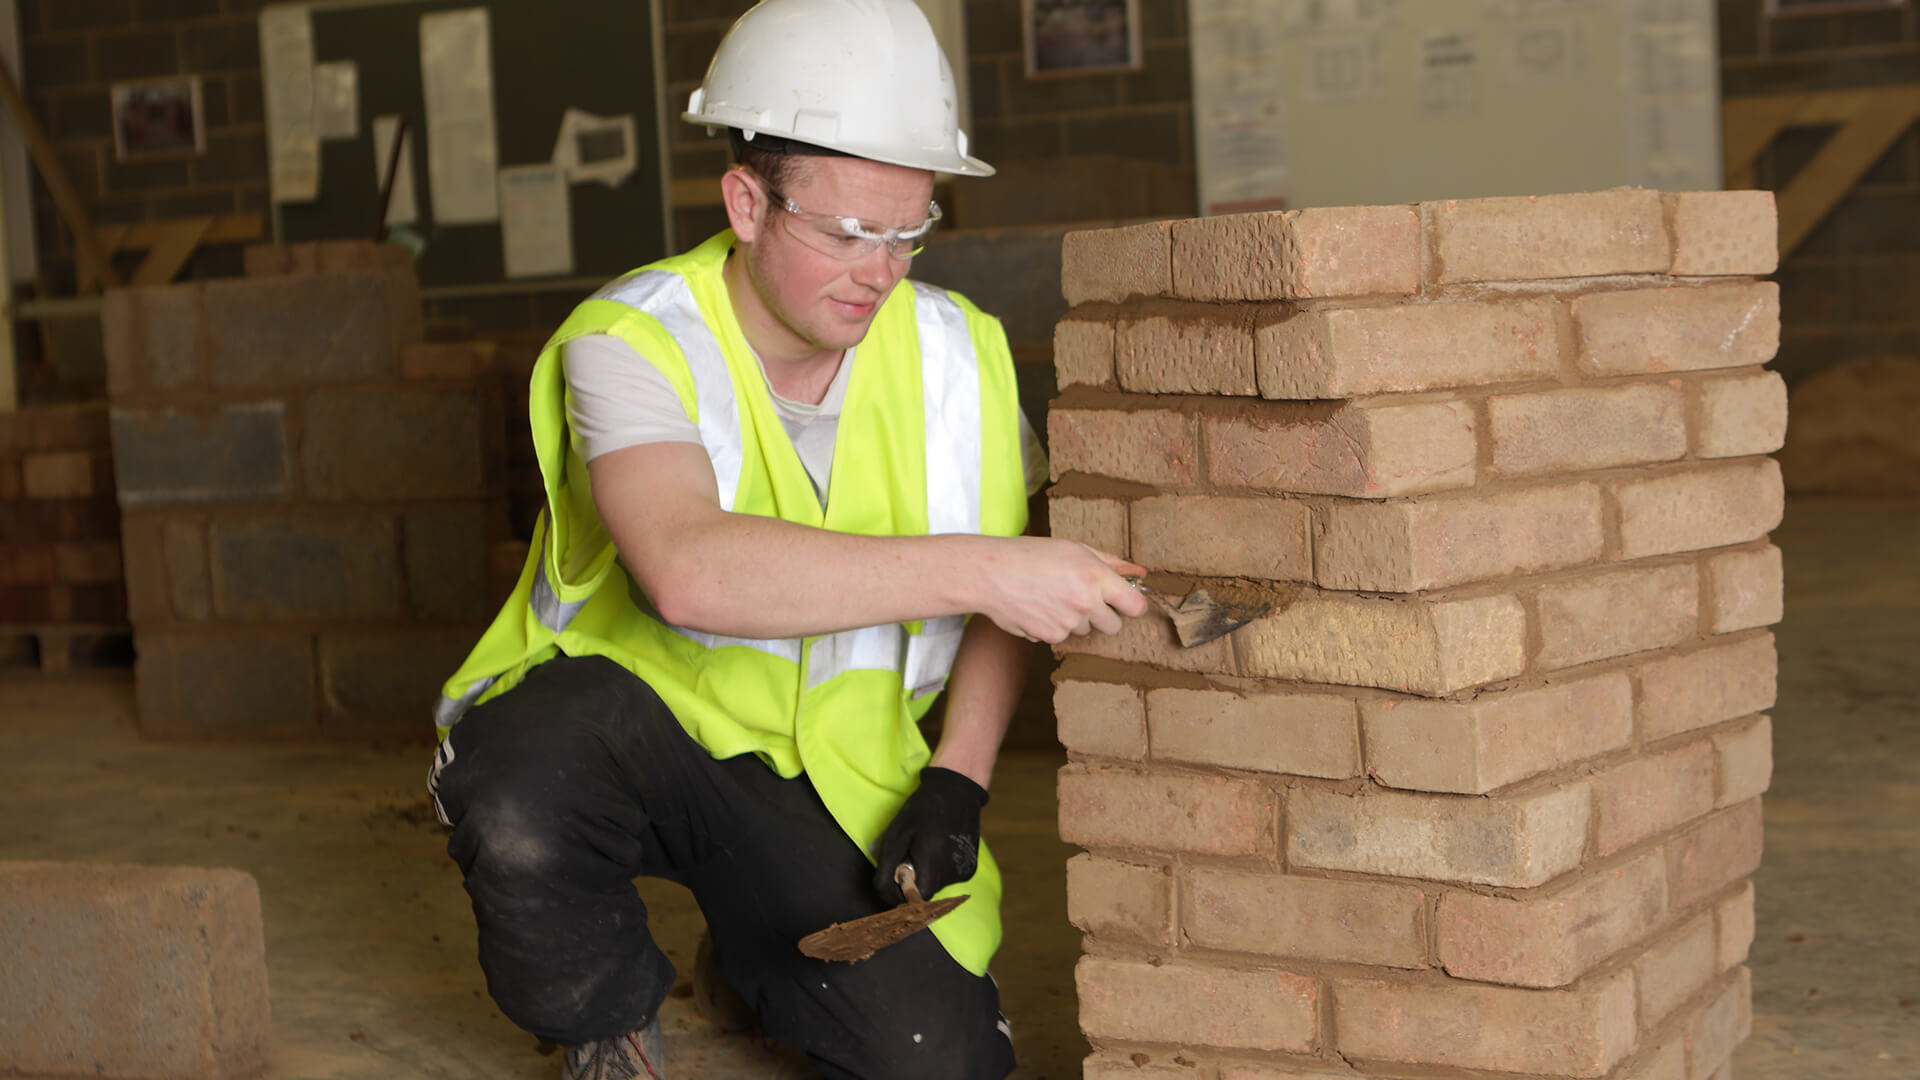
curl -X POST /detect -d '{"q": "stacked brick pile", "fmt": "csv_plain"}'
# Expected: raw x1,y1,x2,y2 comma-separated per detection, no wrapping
0,403,130,671
101,247,508,740
1048,189,1781,1080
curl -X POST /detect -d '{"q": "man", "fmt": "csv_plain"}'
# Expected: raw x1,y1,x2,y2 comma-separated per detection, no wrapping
426,1,1145,1077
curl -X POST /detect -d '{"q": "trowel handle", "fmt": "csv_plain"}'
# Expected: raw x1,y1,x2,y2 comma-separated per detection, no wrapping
1124,576,1180,617
893,862,923,904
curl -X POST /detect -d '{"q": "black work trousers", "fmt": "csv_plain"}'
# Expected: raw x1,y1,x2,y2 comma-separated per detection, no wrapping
429,655,1015,1080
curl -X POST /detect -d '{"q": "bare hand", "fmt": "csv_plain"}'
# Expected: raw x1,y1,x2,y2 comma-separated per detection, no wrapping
972,538,1148,643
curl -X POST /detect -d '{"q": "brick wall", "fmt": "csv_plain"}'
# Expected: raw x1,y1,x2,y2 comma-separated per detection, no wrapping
0,400,129,671
100,241,511,741
1050,189,1780,1078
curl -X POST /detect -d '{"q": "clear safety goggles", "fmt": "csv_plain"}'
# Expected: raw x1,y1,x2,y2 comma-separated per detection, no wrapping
762,183,943,262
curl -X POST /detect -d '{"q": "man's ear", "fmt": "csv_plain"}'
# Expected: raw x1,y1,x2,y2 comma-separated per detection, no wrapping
720,168,764,243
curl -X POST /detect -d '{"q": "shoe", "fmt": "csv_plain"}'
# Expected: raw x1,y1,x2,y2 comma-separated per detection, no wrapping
563,1014,663,1080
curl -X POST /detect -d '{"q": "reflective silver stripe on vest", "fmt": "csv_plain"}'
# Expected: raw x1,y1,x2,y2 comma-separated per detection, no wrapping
596,271,746,511
807,624,905,689
531,557,590,634
903,283,981,695
434,674,495,731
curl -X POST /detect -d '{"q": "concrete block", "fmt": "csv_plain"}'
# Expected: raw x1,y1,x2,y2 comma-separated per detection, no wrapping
109,403,291,507
203,271,418,387
1333,969,1636,1076
1171,204,1421,301
102,285,203,395
1436,850,1666,988
401,505,491,621
1186,868,1426,968
163,519,212,620
302,387,488,501
209,515,402,620
1205,399,1477,499
1425,189,1669,283
1077,956,1318,1052
318,629,480,735
0,861,271,1080
135,630,317,737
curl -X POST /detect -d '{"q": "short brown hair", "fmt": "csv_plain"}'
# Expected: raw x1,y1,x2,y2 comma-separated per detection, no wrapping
728,129,848,198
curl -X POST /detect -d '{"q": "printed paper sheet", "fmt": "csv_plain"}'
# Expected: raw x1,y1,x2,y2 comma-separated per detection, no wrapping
1190,0,1291,216
551,108,638,188
313,60,359,140
260,5,319,203
499,165,573,278
420,8,500,224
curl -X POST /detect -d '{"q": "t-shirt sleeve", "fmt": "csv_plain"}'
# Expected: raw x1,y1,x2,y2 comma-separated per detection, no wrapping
1019,408,1048,498
561,333,704,462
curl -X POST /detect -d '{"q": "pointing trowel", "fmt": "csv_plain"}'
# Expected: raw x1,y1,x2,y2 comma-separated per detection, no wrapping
798,864,969,964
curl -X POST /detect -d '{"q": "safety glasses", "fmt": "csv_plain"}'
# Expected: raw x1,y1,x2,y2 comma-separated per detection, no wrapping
755,176,942,261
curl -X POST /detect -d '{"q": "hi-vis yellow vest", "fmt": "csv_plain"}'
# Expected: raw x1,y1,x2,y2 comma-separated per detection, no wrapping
433,231,1029,974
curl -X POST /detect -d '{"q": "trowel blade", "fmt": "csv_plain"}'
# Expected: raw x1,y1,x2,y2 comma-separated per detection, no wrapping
797,893,970,964
1169,588,1270,648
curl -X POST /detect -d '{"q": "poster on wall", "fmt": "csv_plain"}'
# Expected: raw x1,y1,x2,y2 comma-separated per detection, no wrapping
420,8,500,224
260,4,319,203
1023,0,1143,76
110,76,205,160
1190,0,1290,215
499,165,573,279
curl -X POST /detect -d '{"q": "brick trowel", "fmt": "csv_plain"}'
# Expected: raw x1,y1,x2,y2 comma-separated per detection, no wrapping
798,863,969,963
1127,577,1272,648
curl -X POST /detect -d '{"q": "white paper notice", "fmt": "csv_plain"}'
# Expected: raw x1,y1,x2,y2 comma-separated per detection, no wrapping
372,115,419,227
1302,35,1382,102
260,5,319,203
1420,31,1477,115
313,60,359,140
1503,19,1585,84
1191,0,1291,216
550,108,638,188
499,165,573,279
420,8,500,224
1620,0,1719,189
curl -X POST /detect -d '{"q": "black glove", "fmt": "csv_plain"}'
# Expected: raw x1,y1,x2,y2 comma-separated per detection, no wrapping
873,767,988,904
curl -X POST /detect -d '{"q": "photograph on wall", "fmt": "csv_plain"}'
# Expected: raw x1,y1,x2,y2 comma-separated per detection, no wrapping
110,76,205,161
1024,0,1142,77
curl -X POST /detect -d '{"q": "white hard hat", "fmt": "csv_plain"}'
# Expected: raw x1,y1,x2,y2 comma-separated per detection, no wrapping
683,0,995,178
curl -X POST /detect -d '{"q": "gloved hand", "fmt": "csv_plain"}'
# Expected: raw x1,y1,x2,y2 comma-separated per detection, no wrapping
873,766,988,904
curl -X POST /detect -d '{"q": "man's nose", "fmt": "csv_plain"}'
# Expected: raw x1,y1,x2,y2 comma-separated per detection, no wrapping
850,244,905,291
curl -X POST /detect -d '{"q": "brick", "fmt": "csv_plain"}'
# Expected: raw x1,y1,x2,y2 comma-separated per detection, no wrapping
1130,495,1310,581
102,285,202,394
0,499,119,544
1488,383,1687,478
1316,483,1604,592
1205,400,1477,499
1705,545,1783,633
1637,635,1777,741
1115,303,1255,395
1426,189,1668,284
1077,957,1318,1052
242,244,291,276
1186,868,1425,968
1287,782,1589,887
1056,680,1146,759
0,458,17,499
1614,459,1783,560
1048,408,1196,486
109,403,291,506
1436,850,1666,988
53,541,123,584
21,450,95,498
1593,739,1715,855
1695,370,1787,458
1716,880,1755,969
1713,715,1772,808
1256,298,1558,399
1686,968,1752,1079
1084,1053,1199,1078
1055,602,1236,674
1635,914,1718,1028
302,387,489,500
1534,563,1699,670
1619,1038,1686,1080
1048,495,1127,555
1333,969,1636,1076
63,582,128,624
318,629,479,735
1218,1068,1355,1080
1572,283,1780,377
1666,190,1779,276
203,271,420,387
1666,800,1764,910
136,630,317,737
1066,854,1172,945
209,515,402,620
401,340,498,380
1058,765,1273,856
1147,686,1359,778
0,404,110,456
118,517,167,623
402,505,491,621
0,544,53,586
1363,671,1633,795
0,861,270,1079
163,520,211,620
1237,592,1526,697
1063,221,1174,305
1054,312,1116,390
0,584,54,622
1171,204,1420,302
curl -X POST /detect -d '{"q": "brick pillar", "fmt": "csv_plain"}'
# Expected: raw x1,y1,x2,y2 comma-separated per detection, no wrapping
102,243,510,739
1050,189,1780,1080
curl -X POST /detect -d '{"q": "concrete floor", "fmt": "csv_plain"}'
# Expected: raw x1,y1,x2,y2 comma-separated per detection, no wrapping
0,499,1914,1080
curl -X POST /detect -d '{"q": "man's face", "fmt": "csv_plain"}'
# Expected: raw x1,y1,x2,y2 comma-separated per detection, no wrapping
742,156,936,354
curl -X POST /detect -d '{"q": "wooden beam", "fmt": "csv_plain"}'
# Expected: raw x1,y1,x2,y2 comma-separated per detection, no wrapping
130,217,215,286
0,56,119,290
1778,85,1920,255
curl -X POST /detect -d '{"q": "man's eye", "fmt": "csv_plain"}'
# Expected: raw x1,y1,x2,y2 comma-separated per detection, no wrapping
828,233,865,249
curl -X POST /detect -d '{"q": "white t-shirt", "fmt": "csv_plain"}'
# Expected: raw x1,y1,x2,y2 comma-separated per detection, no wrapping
563,333,1049,506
